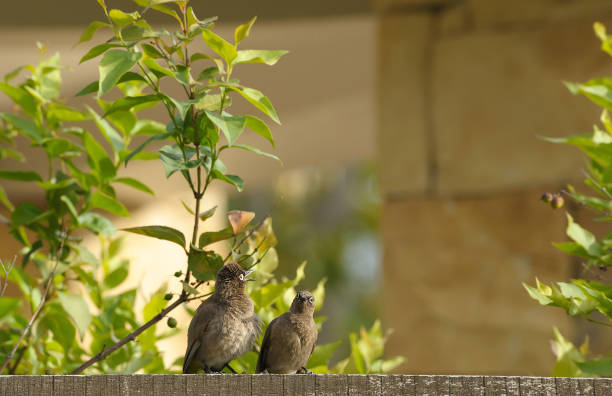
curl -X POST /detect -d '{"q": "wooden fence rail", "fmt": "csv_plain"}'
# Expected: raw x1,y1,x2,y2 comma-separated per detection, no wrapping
0,374,610,395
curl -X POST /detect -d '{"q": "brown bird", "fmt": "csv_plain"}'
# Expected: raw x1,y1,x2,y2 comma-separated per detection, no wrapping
256,290,318,374
183,262,261,373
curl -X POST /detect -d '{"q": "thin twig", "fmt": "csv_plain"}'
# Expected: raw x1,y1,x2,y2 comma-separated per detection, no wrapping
0,256,16,298
0,231,67,374
223,217,269,262
8,346,26,374
69,294,187,375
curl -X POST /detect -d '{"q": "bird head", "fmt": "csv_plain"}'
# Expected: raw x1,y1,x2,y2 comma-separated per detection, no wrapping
214,262,254,298
290,290,315,315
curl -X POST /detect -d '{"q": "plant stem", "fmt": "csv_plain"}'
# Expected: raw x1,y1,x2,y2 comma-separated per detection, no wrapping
0,227,67,374
69,295,187,374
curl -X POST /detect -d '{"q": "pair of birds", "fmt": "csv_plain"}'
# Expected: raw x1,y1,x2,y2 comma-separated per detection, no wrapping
182,262,317,374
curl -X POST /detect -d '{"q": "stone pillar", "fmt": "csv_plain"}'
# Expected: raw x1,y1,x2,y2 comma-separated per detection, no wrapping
376,0,612,374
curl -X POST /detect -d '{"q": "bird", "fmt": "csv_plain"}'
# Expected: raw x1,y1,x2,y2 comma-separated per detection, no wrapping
256,290,318,374
183,262,261,374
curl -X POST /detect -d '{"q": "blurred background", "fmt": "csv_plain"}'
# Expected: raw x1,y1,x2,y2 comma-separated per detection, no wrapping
1,0,612,375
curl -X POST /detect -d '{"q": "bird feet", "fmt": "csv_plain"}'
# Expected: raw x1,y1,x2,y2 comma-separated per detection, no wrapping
297,367,313,374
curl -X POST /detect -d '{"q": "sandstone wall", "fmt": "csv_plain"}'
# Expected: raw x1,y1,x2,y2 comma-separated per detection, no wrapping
376,0,612,374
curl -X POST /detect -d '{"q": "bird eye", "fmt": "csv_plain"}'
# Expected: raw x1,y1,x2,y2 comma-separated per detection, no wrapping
308,297,313,304
239,273,244,281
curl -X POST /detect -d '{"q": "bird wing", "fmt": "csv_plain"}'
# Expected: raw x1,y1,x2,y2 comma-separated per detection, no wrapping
256,316,277,373
182,300,215,373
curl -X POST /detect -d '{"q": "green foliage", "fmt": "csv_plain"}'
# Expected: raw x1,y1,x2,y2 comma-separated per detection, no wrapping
525,22,612,377
0,0,401,375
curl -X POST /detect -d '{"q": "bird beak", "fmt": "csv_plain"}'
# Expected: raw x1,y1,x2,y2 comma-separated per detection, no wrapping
245,270,255,281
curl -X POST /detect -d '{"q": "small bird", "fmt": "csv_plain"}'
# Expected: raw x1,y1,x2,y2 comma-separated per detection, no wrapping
183,262,261,374
256,290,318,374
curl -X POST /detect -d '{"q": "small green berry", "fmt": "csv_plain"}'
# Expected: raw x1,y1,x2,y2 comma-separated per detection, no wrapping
164,293,173,301
540,192,553,203
551,195,564,209
167,317,177,328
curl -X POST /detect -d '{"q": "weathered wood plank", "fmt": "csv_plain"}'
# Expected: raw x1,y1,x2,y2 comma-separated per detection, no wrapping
0,374,611,395
315,374,347,396
127,374,152,396
484,376,506,396
184,373,208,395
382,374,415,395
577,378,595,396
153,374,184,395
283,374,315,396
519,376,542,396
541,377,557,396
556,377,579,396
367,375,383,395
348,374,368,395
505,376,520,396
416,375,443,395
450,375,484,396
252,374,283,396
594,378,612,396
228,374,252,395
32,375,54,396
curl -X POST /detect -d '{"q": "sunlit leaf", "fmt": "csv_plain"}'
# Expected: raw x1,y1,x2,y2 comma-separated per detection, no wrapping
122,225,186,249
98,49,142,97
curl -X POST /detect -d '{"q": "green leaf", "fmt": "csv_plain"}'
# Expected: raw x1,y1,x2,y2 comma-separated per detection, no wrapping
114,177,154,195
197,66,219,81
122,225,186,249
57,292,92,339
141,286,168,350
0,82,37,117
47,104,90,122
80,43,121,64
576,358,612,376
109,9,140,28
205,111,245,146
0,297,21,322
143,57,175,78
91,192,130,217
199,205,217,221
233,50,288,66
98,49,142,97
76,71,146,96
103,94,161,117
141,43,164,58
234,16,256,45
198,226,234,248
78,211,116,236
124,131,172,165
79,21,110,43
103,266,129,290
566,214,600,256
188,247,224,282
229,86,280,124
307,341,342,369
83,130,115,183
11,202,45,226
60,195,79,220
244,115,274,147
211,170,244,191
0,113,43,142
229,144,280,162
201,29,237,64
0,185,14,211
88,106,125,154
0,170,42,182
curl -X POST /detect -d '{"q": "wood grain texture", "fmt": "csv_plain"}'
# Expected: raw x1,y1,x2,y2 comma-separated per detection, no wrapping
283,374,315,396
0,374,609,395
